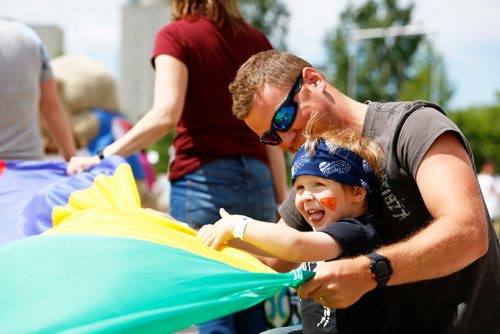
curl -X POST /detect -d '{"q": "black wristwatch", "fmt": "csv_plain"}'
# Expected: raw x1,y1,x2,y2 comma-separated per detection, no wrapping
97,149,105,160
366,252,392,288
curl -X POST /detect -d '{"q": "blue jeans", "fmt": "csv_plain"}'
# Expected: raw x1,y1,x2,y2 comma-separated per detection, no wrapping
170,156,277,334
170,156,276,228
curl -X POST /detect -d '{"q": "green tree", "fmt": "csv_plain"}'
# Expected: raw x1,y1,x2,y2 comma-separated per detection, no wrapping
399,41,454,108
238,0,290,50
324,0,453,106
448,103,500,169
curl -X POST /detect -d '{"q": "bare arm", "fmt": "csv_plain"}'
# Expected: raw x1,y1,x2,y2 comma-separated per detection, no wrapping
67,55,187,174
198,209,342,263
39,78,77,161
379,131,488,282
266,146,288,204
223,219,302,272
298,132,489,308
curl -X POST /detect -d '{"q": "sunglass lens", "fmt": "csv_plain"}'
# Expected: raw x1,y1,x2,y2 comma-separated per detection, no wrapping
272,104,296,131
259,130,281,145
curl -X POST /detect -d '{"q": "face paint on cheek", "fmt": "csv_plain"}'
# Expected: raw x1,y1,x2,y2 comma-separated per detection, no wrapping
320,197,337,210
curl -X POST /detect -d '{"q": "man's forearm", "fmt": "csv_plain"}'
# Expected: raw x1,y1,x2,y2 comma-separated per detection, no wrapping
376,216,488,286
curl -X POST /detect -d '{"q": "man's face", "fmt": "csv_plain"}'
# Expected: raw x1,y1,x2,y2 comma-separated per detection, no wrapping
245,83,312,153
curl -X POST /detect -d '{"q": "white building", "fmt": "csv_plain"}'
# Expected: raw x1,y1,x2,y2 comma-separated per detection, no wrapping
119,0,170,122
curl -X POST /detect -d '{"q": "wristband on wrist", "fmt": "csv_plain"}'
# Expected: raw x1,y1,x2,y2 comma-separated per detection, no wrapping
97,149,105,160
232,215,250,240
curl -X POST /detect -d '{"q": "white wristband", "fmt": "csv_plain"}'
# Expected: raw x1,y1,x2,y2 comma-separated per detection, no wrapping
232,215,250,240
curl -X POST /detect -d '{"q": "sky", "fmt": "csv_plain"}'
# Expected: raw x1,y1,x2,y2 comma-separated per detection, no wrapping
2,0,499,109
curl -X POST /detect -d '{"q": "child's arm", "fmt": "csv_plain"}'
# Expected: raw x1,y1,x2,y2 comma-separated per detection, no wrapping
198,208,343,262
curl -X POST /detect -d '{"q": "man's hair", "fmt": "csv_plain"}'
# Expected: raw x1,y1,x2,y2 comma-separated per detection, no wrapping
229,50,312,120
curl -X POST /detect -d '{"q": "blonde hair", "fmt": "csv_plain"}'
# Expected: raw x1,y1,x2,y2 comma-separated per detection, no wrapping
229,50,312,120
170,0,248,33
303,127,384,180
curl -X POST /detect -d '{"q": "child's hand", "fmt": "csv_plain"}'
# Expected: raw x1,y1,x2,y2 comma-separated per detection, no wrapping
197,224,216,247
197,208,237,248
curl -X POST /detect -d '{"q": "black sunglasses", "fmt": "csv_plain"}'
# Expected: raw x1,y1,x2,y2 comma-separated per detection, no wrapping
259,74,303,145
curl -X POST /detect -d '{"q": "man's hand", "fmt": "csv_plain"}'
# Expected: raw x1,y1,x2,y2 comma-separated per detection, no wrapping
297,256,375,309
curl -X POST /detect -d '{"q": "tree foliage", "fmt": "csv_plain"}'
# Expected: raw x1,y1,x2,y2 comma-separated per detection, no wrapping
238,0,290,50
323,0,453,107
399,41,454,107
448,104,500,169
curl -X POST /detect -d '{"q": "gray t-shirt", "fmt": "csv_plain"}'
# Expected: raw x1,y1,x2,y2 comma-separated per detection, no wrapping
279,101,500,333
0,20,53,160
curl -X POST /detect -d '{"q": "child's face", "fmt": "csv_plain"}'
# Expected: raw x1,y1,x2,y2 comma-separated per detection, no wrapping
294,175,357,231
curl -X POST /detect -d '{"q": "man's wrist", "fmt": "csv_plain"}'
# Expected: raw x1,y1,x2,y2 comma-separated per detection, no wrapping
356,256,378,292
366,252,393,289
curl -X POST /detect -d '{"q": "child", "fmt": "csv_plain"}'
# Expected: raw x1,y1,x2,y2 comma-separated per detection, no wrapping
198,129,389,333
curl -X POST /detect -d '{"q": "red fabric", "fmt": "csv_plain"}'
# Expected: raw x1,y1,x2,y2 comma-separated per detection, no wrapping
152,17,273,181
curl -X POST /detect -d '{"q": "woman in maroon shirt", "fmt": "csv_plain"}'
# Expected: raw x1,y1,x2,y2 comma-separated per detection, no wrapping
67,1,287,333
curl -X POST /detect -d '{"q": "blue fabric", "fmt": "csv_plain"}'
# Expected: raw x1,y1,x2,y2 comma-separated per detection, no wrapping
291,141,375,194
0,156,126,246
87,108,145,180
170,155,277,333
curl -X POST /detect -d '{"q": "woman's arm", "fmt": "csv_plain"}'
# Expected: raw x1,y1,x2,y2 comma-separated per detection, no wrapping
67,55,187,174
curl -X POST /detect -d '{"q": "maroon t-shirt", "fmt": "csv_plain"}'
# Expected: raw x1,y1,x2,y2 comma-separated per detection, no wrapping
152,17,273,181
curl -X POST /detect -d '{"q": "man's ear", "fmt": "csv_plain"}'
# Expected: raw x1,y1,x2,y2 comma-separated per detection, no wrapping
302,67,325,91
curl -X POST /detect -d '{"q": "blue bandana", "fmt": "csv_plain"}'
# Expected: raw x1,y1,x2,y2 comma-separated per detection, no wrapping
291,140,375,194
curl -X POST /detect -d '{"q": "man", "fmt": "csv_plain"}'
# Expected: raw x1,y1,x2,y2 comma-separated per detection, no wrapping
0,19,76,160
229,50,500,333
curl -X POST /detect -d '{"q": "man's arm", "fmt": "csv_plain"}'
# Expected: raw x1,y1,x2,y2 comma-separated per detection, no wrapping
39,78,77,161
297,132,489,308
379,131,488,282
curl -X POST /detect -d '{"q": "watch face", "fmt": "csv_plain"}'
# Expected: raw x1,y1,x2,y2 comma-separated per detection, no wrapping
375,261,390,277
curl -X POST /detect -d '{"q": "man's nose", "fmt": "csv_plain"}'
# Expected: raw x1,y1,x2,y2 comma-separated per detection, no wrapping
279,131,299,153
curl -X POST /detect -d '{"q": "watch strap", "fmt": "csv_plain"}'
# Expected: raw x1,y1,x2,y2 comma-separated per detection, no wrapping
367,252,392,288
97,149,105,160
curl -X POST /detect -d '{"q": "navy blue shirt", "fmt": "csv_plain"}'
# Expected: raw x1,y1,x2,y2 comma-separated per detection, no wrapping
300,215,390,334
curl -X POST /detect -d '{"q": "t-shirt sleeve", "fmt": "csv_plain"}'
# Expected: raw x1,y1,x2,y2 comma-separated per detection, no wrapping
397,107,468,178
151,24,186,68
321,218,381,256
278,189,312,231
16,22,53,81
